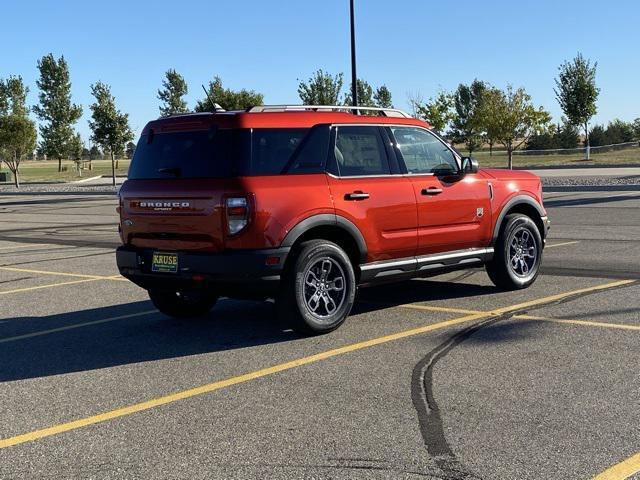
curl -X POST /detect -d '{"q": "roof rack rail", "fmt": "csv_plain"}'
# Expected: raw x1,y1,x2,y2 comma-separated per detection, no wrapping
246,105,413,118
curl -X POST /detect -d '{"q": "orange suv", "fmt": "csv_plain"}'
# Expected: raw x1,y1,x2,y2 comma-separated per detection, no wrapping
116,105,550,334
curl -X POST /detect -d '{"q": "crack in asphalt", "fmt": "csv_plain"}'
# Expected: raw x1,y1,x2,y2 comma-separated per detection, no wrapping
411,280,637,480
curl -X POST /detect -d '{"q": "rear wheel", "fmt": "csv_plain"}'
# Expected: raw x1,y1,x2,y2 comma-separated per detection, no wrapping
148,289,218,318
278,240,356,335
486,214,542,290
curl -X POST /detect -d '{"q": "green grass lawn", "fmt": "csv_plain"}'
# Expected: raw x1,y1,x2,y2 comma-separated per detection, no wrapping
470,146,640,169
1,159,130,183
2,147,639,184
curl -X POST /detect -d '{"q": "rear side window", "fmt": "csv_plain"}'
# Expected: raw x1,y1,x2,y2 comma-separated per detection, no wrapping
129,129,246,179
282,124,330,174
129,127,325,179
249,129,308,175
334,126,390,176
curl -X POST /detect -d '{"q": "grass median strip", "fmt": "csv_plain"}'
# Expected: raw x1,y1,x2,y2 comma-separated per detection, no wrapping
0,278,633,450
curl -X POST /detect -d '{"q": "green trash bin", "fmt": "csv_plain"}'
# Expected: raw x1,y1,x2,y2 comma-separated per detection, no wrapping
0,171,11,183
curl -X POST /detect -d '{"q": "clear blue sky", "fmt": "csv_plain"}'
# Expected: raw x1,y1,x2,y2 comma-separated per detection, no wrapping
1,0,638,143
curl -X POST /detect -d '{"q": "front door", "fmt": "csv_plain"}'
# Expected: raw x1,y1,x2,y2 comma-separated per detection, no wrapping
386,126,492,256
326,125,417,263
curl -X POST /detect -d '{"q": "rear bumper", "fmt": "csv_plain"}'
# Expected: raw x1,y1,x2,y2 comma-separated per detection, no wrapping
116,246,290,296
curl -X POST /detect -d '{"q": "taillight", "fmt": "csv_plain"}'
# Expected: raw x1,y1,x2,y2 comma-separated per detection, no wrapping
226,197,250,235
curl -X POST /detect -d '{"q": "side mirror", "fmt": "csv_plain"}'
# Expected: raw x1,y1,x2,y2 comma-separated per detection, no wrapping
461,157,479,174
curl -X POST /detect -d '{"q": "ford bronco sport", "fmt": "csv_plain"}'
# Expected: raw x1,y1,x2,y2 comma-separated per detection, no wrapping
116,105,550,334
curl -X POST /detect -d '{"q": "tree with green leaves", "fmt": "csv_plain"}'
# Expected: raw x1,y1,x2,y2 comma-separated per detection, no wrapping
633,118,640,141
298,70,343,105
344,78,374,107
195,76,263,112
33,54,83,172
588,125,607,147
88,82,133,186
374,85,393,108
556,119,581,149
158,69,189,117
554,53,599,159
450,80,487,155
477,86,551,169
0,76,37,188
126,141,136,159
68,132,84,176
417,91,454,134
605,119,635,144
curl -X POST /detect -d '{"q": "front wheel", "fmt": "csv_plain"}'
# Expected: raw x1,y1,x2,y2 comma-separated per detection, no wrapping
148,289,218,318
278,240,356,335
486,214,543,290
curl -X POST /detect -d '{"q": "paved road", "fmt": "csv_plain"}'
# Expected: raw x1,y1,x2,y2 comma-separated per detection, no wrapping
0,188,638,479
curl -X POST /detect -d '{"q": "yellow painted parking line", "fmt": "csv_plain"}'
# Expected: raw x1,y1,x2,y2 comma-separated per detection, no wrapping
358,299,483,316
0,266,123,281
545,240,580,249
400,304,484,315
0,243,51,252
488,279,635,316
0,278,102,295
593,452,640,480
0,279,633,450
0,311,486,449
0,310,157,344
514,314,640,332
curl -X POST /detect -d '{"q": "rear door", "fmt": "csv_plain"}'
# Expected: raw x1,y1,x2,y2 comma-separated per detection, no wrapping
386,126,492,255
326,125,417,263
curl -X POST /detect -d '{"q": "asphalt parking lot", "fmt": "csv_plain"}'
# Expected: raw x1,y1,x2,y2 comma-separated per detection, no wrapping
0,188,639,479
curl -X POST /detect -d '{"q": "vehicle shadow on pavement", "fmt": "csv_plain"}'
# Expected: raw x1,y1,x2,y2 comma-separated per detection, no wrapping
353,278,497,315
0,299,298,382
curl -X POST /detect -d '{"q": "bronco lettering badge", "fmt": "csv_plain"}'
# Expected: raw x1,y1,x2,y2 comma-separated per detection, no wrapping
137,201,192,212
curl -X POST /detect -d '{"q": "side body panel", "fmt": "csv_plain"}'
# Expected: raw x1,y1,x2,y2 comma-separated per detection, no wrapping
326,174,417,262
408,173,493,255
481,169,547,240
223,174,335,250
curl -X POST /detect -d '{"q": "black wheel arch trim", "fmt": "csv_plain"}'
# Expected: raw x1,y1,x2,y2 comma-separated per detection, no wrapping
281,214,368,263
492,195,546,242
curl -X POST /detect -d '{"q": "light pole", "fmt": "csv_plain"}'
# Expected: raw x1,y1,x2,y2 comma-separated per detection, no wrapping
350,0,358,108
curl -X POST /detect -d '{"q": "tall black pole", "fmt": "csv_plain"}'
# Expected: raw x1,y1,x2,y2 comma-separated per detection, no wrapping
350,0,358,108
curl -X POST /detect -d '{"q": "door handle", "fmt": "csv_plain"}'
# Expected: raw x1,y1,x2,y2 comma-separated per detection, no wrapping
421,187,443,196
345,191,370,200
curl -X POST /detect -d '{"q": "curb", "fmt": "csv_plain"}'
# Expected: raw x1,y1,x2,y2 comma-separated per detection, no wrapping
71,175,104,184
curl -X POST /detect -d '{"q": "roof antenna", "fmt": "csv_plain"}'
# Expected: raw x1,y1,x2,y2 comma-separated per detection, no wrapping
201,84,225,112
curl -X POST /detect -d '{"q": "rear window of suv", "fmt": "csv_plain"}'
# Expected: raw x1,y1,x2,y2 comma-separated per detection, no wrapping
129,127,326,179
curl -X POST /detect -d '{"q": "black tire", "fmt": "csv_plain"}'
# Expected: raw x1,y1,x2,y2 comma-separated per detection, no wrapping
486,214,543,290
148,289,218,318
277,240,356,335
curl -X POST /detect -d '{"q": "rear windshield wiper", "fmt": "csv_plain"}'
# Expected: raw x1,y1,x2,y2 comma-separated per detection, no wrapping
157,167,182,177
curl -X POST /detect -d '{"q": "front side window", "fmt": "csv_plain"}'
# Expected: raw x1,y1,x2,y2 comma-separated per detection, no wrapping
334,126,390,176
390,127,459,175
